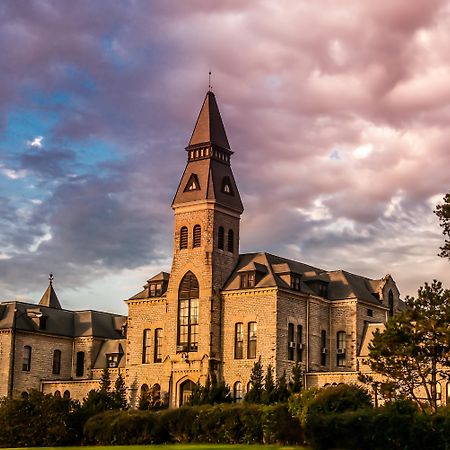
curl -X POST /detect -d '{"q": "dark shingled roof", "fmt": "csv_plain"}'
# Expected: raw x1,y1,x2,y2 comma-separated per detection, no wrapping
222,252,393,305
189,91,230,150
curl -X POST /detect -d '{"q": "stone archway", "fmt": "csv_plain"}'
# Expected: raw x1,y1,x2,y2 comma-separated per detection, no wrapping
179,379,196,406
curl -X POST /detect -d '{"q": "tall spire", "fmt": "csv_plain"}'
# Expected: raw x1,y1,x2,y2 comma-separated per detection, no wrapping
39,273,62,309
188,91,231,150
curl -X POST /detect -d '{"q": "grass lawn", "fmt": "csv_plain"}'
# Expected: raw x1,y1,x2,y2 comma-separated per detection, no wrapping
9,446,308,450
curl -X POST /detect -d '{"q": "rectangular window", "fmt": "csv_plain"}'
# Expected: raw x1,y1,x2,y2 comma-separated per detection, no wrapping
149,284,162,297
320,330,327,366
297,324,303,362
288,323,295,360
367,308,373,317
235,323,244,359
290,276,301,291
52,349,61,374
248,322,257,359
107,354,119,368
189,298,199,351
154,328,163,363
142,329,152,364
240,272,255,289
336,331,346,367
76,351,84,376
22,346,31,372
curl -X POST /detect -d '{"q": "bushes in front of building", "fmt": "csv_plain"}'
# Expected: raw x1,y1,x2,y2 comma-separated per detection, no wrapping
83,403,303,445
0,390,82,447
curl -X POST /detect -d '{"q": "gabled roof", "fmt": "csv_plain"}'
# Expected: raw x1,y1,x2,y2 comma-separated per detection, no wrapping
188,91,230,150
147,271,170,283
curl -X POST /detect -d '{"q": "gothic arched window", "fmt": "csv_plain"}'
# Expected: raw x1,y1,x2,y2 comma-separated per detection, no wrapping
193,225,201,248
177,272,199,352
227,229,234,253
218,226,224,250
180,226,188,249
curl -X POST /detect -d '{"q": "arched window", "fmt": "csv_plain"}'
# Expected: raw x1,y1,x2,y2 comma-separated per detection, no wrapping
76,351,85,377
54,390,61,397
52,349,61,375
22,346,32,371
193,225,201,248
234,381,243,402
177,272,199,352
180,379,195,406
180,226,188,249
218,226,224,250
63,390,70,399
388,290,394,317
227,229,234,253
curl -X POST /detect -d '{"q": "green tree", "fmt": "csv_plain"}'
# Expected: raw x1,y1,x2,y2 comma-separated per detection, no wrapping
245,357,264,403
262,364,277,404
112,372,127,410
365,280,450,412
435,192,450,259
289,362,303,394
276,370,289,403
189,373,231,405
99,367,111,394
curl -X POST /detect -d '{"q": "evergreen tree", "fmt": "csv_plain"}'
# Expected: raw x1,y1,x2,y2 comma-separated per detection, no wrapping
138,388,150,410
289,362,303,394
112,373,127,410
435,193,450,259
99,368,111,394
262,364,276,404
244,357,264,403
276,370,289,403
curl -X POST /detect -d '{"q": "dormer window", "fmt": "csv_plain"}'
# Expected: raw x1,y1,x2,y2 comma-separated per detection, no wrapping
149,283,163,297
221,176,234,195
290,275,301,291
240,272,255,289
184,173,200,192
318,282,328,298
106,353,121,368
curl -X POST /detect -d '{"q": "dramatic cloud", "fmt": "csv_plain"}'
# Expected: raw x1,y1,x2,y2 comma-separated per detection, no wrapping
0,0,449,312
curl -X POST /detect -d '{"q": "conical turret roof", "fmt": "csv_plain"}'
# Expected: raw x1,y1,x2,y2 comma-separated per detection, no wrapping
39,275,62,309
188,91,231,150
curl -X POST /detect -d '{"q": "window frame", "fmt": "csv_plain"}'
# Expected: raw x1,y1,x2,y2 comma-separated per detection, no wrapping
288,323,295,360
180,226,188,250
177,272,200,353
320,330,327,366
218,226,224,250
154,328,163,363
336,331,346,367
247,322,257,359
227,229,234,253
234,322,244,359
234,381,243,402
193,224,201,248
75,351,85,377
22,346,32,372
52,349,61,375
143,328,152,364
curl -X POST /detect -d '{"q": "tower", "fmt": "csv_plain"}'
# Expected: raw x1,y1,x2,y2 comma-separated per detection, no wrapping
166,90,243,404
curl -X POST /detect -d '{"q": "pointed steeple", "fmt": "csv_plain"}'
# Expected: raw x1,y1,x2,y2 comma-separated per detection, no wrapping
39,273,62,309
188,91,231,150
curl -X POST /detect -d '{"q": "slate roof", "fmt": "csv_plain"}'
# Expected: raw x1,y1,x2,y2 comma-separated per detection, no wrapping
39,282,62,309
222,252,392,305
93,339,127,368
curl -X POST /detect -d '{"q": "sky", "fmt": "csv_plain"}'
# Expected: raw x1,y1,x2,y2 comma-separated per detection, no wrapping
1,0,449,315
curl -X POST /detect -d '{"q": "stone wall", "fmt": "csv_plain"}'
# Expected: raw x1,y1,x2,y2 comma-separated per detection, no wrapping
0,330,12,398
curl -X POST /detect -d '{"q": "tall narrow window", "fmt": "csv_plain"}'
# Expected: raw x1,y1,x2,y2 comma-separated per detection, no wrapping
288,323,295,360
52,349,61,375
218,226,224,250
235,323,244,359
180,227,188,249
388,290,394,318
336,331,346,367
193,225,201,248
248,322,257,359
297,324,303,362
234,381,243,402
177,272,199,352
143,329,151,363
154,328,163,363
227,229,234,253
320,330,327,366
76,351,84,376
22,346,31,371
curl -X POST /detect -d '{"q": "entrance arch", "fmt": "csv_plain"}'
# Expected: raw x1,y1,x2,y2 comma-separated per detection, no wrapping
179,379,196,406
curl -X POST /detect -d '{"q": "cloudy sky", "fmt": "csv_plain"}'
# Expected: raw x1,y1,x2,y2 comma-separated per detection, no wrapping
1,0,449,314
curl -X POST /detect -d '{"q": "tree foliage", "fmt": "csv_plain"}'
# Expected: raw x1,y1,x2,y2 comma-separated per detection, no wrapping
435,192,450,259
189,373,231,406
365,280,450,412
113,372,128,410
245,357,264,403
289,362,303,394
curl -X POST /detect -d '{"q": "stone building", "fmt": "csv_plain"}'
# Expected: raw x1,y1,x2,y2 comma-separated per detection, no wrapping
0,90,403,405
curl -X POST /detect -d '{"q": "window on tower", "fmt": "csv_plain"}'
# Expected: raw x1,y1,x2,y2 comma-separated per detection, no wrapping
221,176,234,195
184,173,200,192
227,229,234,253
180,227,188,249
177,272,199,352
218,226,224,250
193,225,201,248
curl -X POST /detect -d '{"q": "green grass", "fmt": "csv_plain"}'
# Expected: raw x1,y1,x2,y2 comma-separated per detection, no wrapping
8,446,308,450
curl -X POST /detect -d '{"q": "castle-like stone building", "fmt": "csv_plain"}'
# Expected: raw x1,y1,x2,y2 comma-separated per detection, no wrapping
0,91,403,406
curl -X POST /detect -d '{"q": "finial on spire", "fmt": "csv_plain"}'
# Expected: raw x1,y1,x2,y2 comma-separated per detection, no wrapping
208,71,212,92
49,273,54,285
